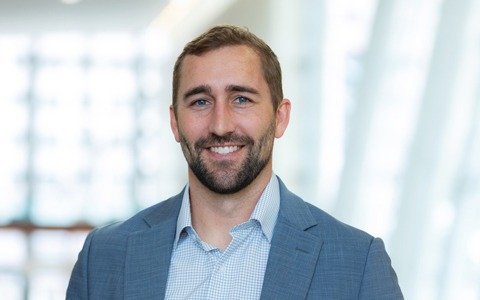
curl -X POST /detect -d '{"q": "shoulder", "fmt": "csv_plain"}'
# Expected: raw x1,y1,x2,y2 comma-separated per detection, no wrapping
67,190,184,298
69,191,183,291
89,190,184,243
304,201,373,243
277,177,373,244
276,178,403,298
301,203,403,298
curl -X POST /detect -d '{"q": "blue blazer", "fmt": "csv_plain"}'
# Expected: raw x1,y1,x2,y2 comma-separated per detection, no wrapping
67,178,403,299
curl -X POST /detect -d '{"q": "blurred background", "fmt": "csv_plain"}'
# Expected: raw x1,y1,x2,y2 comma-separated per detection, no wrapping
1,0,479,299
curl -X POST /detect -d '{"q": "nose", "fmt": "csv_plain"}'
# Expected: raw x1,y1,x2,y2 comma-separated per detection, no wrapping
209,101,235,136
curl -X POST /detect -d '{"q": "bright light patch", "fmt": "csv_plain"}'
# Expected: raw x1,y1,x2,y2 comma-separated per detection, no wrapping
0,64,29,100
61,0,81,4
140,69,163,97
467,230,480,265
90,33,137,62
34,65,86,102
29,269,71,300
36,33,86,60
0,35,30,62
141,29,172,60
0,230,27,268
87,66,136,103
432,200,455,232
0,273,24,300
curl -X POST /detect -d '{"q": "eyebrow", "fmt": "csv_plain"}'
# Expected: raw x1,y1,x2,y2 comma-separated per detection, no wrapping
184,85,212,99
183,84,260,100
226,84,259,95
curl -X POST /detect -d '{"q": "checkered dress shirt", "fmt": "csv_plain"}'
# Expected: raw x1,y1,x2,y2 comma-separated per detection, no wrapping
164,173,280,300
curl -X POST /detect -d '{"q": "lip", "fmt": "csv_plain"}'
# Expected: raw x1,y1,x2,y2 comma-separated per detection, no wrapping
207,144,243,148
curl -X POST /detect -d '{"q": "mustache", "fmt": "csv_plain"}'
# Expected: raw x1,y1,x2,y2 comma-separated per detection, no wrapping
194,133,255,150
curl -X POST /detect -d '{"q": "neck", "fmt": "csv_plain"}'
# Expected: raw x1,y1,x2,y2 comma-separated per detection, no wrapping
187,163,272,251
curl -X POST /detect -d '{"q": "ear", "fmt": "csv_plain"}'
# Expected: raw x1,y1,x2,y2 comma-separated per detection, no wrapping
170,105,180,143
275,98,291,138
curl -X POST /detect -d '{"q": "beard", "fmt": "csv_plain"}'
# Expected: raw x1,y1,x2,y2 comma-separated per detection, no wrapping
178,119,276,194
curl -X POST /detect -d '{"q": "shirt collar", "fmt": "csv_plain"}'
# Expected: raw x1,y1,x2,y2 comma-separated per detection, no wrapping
174,173,280,248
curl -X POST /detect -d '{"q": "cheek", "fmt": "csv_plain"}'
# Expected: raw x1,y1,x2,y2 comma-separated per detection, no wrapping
243,111,275,134
178,116,206,140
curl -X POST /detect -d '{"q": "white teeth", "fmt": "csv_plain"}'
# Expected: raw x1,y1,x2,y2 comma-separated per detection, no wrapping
210,146,240,155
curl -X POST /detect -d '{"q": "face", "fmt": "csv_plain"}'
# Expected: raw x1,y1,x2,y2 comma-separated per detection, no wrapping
170,45,290,194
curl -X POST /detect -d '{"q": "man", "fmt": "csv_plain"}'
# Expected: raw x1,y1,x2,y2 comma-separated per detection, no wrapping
67,25,403,299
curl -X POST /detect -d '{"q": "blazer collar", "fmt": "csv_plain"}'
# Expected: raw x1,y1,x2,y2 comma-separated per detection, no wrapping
260,177,324,300
123,179,324,300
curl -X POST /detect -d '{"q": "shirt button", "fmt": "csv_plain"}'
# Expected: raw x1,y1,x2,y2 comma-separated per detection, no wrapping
219,266,226,274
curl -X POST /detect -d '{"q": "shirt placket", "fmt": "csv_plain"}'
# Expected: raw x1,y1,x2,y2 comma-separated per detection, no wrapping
205,222,254,300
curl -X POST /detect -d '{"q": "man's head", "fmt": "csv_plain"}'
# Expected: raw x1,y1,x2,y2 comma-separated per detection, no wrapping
170,26,290,195
172,25,283,115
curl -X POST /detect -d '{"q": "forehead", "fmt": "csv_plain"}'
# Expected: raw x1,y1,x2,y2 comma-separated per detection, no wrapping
179,45,266,91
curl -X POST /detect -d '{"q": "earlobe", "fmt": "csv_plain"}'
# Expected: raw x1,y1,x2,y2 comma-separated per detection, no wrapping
170,105,181,143
275,98,291,138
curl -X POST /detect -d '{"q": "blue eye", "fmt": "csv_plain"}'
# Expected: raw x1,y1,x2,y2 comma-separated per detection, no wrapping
234,97,250,103
194,99,208,106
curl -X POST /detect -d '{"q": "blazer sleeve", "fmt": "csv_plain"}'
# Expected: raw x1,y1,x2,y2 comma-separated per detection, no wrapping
358,237,404,300
66,228,97,300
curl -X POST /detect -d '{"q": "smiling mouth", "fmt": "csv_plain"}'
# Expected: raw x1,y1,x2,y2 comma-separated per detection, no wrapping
209,145,243,155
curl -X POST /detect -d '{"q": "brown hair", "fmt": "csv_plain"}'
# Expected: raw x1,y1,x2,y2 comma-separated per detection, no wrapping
172,25,283,114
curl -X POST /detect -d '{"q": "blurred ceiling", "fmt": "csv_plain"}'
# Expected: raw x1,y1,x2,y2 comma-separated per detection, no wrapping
0,0,169,33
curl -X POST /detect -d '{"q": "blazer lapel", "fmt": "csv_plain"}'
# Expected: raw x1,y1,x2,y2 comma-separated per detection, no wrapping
124,192,183,300
260,178,324,300
122,179,322,300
